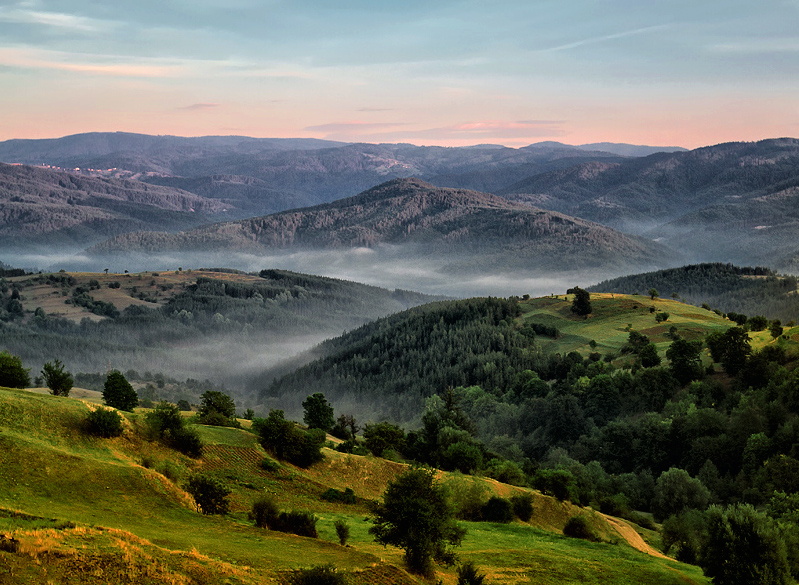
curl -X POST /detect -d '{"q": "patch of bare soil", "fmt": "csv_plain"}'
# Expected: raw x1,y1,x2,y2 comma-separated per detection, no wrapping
600,514,673,561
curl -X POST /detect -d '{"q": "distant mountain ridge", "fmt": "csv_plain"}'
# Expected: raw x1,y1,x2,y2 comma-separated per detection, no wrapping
0,162,236,249
89,178,672,273
502,138,799,270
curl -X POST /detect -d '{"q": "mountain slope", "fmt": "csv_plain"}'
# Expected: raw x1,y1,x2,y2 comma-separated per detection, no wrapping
0,163,237,249
501,138,799,268
88,178,673,273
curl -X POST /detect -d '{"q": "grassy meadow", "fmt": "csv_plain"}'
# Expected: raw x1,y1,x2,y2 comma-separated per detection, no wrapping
0,381,713,584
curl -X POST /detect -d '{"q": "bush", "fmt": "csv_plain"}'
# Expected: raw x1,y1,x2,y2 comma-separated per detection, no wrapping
334,519,350,546
273,510,318,538
260,457,281,472
363,422,406,457
255,410,325,468
563,515,597,541
86,407,123,438
185,474,230,515
481,497,514,523
251,497,280,528
457,561,486,585
321,488,357,504
511,493,534,522
165,425,203,458
155,461,182,483
146,402,203,458
289,565,347,585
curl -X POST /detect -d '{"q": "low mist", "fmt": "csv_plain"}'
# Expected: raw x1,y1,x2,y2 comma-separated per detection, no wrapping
1,245,648,298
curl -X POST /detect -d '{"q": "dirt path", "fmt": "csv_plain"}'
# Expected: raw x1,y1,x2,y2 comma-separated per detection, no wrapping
601,514,674,561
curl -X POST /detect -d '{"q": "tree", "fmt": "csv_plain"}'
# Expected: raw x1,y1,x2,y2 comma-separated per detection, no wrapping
198,390,237,426
254,409,325,468
771,320,784,340
707,327,752,376
639,343,662,368
185,474,231,515
649,288,659,300
651,468,710,522
41,359,73,397
0,351,30,388
102,370,138,411
145,401,203,458
568,287,592,316
370,467,465,576
363,422,406,457
302,392,335,431
655,312,669,323
666,339,704,386
701,504,790,585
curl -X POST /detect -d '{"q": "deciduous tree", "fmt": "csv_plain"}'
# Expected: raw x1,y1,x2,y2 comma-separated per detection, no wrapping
370,467,465,576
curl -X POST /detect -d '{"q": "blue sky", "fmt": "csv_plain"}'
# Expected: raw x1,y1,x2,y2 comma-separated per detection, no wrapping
1,0,797,146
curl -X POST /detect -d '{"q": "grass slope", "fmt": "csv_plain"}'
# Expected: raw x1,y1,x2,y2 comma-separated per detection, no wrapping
0,386,709,584
520,293,731,362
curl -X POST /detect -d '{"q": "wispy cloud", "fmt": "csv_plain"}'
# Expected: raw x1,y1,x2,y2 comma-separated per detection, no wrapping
0,7,114,33
0,47,185,77
179,103,221,111
387,120,567,141
543,25,670,52
304,121,409,133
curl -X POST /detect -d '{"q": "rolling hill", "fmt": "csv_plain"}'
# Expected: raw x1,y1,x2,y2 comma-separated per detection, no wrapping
87,178,673,274
0,385,710,584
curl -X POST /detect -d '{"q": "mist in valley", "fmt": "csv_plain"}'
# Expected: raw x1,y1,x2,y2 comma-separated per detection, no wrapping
0,243,678,422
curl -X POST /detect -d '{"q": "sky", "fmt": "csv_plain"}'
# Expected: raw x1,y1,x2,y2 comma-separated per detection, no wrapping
0,0,797,148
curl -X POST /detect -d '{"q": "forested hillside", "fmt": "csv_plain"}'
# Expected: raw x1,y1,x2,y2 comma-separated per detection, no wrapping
0,268,440,395
589,263,799,322
262,289,799,550
88,178,671,274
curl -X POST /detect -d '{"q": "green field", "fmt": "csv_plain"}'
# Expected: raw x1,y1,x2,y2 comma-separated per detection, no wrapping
520,293,732,361
0,382,712,584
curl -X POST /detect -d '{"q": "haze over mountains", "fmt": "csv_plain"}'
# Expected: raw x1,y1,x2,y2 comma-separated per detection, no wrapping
0,132,797,295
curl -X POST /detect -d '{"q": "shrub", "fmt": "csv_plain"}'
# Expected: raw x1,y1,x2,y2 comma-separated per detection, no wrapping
563,515,597,541
363,422,406,457
334,519,350,546
289,565,347,585
321,488,357,504
251,497,280,528
166,426,203,458
86,407,123,438
457,561,486,585
510,493,534,522
481,497,514,523
156,461,182,482
185,474,230,515
273,510,318,538
260,457,281,472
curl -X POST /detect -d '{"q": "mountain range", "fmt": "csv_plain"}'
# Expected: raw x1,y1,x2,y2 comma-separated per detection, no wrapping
2,132,799,278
